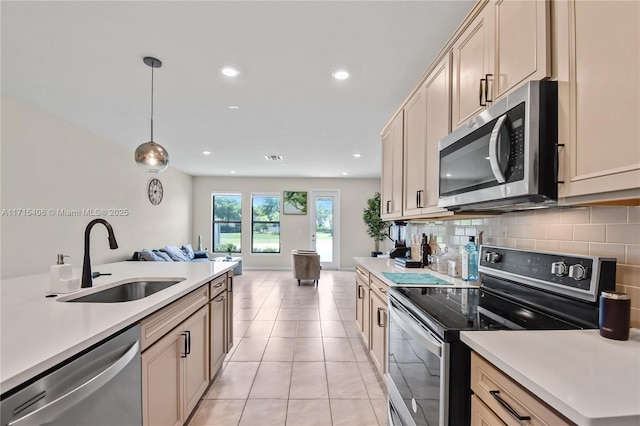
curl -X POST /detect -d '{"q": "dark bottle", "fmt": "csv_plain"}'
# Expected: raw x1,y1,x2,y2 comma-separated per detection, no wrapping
421,233,431,266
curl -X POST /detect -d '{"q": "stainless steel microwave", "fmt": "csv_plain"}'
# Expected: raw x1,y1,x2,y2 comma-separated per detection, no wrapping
438,80,558,212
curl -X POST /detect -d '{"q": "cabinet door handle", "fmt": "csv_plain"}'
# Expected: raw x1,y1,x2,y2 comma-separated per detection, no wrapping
379,287,387,295
479,78,487,106
489,390,531,421
186,330,191,355
357,285,363,299
377,307,387,327
214,282,224,288
181,332,189,358
485,74,493,103
377,307,382,326
555,143,565,184
215,295,226,302
386,200,391,214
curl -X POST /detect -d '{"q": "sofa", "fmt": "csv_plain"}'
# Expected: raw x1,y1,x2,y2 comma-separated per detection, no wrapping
130,244,210,262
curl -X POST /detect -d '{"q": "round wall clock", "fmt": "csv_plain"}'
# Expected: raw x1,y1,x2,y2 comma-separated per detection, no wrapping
148,178,163,205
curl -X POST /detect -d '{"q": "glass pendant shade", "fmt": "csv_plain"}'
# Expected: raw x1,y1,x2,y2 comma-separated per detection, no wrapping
135,56,169,173
134,141,169,173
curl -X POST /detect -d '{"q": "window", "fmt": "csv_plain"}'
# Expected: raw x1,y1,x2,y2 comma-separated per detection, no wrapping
251,194,280,253
212,194,242,253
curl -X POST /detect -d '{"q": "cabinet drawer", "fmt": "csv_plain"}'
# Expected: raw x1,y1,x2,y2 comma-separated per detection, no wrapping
355,265,369,282
209,274,227,299
370,275,389,301
140,286,208,351
471,352,573,426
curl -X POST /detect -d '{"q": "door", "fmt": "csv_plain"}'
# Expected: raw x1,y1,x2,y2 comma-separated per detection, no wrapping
182,306,210,421
210,294,226,379
309,190,340,269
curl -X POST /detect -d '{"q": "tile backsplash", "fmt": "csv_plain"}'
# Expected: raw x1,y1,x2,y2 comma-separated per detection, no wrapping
407,206,640,328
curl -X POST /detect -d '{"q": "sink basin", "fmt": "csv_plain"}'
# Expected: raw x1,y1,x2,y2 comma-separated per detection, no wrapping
63,279,185,303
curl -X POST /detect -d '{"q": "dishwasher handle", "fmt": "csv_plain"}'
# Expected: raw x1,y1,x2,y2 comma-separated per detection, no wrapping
8,340,140,426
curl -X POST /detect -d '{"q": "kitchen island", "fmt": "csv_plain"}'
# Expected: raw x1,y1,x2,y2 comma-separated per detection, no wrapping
0,260,235,394
461,329,640,426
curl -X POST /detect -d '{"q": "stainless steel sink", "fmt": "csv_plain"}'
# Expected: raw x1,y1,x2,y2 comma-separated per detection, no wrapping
63,279,184,303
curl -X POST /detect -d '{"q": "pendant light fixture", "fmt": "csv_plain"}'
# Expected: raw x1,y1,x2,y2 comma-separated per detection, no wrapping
134,56,169,173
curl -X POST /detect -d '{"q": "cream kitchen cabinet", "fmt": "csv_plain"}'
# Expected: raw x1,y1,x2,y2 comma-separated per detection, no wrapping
142,302,210,426
402,86,427,217
209,274,227,379
369,275,389,376
355,265,371,348
452,0,550,127
555,0,640,204
471,352,573,425
226,272,234,352
381,111,404,220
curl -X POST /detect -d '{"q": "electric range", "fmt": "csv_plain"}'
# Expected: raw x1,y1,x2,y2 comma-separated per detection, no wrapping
387,245,617,426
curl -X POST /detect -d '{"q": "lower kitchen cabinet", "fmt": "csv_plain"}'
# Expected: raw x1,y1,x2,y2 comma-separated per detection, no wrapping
209,277,227,379
142,304,209,426
471,352,573,425
355,266,371,348
369,276,389,376
226,272,234,352
369,289,388,376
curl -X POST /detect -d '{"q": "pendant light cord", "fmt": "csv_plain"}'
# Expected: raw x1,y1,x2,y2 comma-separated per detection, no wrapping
150,59,154,142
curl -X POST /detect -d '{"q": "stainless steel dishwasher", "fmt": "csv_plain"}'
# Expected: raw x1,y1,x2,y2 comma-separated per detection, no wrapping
1,325,142,426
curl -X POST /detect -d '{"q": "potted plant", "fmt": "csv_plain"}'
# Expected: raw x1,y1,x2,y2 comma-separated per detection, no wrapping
362,192,388,257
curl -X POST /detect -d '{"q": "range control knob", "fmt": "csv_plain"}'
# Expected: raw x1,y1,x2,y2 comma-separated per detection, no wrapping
484,251,502,263
551,261,569,276
568,264,589,281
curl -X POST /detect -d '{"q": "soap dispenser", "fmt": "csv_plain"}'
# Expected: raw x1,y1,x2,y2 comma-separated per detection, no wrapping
50,254,80,293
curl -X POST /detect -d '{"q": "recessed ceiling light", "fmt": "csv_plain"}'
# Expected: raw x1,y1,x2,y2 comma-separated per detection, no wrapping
230,170,236,174
342,172,349,175
221,67,239,77
446,173,452,177
332,69,350,80
228,105,240,110
202,151,212,155
352,153,361,158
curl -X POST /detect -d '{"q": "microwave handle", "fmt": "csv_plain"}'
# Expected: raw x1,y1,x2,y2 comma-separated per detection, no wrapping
488,114,508,183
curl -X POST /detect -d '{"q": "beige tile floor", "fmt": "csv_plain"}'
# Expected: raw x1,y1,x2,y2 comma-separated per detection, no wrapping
188,270,388,426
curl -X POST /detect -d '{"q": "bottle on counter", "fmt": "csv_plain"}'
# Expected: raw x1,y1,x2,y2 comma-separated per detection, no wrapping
461,236,479,281
420,233,431,267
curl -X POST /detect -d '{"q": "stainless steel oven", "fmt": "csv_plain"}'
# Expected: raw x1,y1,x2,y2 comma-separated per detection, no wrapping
438,80,558,212
386,246,616,425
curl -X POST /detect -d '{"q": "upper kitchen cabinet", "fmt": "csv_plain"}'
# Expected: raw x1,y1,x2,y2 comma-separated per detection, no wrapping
555,0,640,204
403,55,454,219
452,2,494,127
452,0,550,128
381,112,404,220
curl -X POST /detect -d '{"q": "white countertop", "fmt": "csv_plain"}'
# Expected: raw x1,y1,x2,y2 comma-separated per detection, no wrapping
461,329,640,426
354,256,479,288
0,261,235,394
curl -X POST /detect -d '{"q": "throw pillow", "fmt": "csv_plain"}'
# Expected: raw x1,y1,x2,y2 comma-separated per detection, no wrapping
139,249,164,261
161,246,189,262
181,244,195,260
153,250,173,262
193,251,209,259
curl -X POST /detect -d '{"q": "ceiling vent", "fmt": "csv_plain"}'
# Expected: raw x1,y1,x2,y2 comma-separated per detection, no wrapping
265,155,283,161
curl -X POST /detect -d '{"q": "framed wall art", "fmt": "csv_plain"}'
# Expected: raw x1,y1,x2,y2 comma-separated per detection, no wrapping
283,191,307,215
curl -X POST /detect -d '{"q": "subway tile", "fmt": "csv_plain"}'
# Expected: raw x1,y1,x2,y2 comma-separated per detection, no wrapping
621,285,640,309
630,306,640,329
589,243,626,263
535,240,560,252
616,264,640,286
627,245,640,266
515,239,536,250
535,209,563,224
455,227,465,236
558,241,589,255
507,225,524,238
523,225,547,240
591,206,628,223
472,219,485,226
629,207,640,224
573,224,606,242
546,224,573,241
514,212,537,224
561,207,590,224
497,238,516,248
606,224,640,244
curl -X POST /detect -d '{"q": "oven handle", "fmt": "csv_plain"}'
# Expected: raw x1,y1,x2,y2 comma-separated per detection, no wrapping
389,304,442,357
488,114,508,183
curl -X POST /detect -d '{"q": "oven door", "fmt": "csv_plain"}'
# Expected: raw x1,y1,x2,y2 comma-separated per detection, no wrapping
387,297,449,426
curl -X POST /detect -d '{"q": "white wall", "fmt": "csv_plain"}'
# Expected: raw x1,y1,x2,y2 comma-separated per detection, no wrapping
192,176,381,269
1,95,193,278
